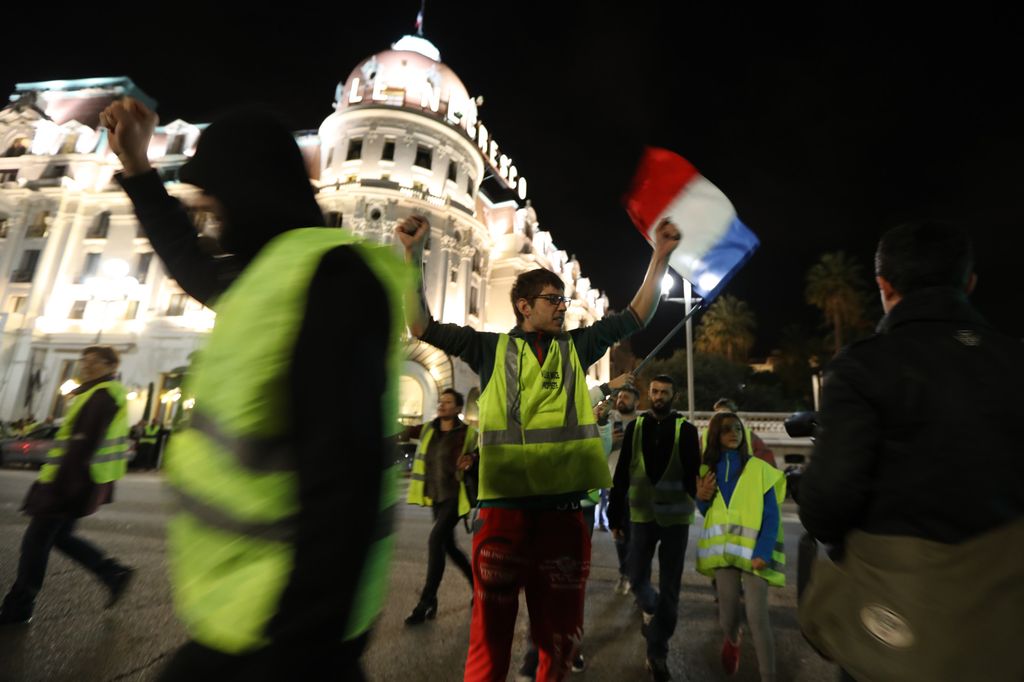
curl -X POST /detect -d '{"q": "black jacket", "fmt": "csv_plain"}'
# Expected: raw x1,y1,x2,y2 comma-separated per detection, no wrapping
799,287,1024,546
119,170,390,647
608,411,700,530
22,374,118,518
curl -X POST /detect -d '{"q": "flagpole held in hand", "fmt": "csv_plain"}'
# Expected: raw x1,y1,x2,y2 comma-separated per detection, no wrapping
632,302,705,376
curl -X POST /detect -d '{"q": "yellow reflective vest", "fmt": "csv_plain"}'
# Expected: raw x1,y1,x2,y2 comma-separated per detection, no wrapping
628,415,695,526
140,423,161,445
165,228,410,654
406,421,476,517
696,457,786,587
476,334,611,500
40,380,129,485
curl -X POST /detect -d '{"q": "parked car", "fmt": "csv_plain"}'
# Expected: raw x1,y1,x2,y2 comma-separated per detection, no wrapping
1,425,136,468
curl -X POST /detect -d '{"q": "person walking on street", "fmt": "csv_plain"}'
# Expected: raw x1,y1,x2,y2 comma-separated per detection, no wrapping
608,375,701,682
137,418,163,470
0,346,135,625
797,222,1024,682
608,385,640,595
404,388,478,625
696,412,785,682
101,96,410,681
399,214,679,682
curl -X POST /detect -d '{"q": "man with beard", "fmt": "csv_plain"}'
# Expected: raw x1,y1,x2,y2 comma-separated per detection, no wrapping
608,375,701,682
607,385,641,594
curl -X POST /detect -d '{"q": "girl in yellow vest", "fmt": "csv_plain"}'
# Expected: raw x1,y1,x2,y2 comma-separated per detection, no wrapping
696,412,785,682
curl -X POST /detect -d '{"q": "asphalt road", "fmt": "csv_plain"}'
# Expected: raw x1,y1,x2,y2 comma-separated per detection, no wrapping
0,469,840,681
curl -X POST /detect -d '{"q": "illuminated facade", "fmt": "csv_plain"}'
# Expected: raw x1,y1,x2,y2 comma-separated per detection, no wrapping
0,37,610,425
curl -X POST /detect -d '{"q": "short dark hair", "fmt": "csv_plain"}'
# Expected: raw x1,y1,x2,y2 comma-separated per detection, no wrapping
82,345,119,367
510,268,565,324
875,221,974,295
619,385,640,399
441,387,464,408
650,374,675,391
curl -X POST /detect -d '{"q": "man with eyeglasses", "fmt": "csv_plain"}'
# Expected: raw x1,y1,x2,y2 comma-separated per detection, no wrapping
398,215,679,682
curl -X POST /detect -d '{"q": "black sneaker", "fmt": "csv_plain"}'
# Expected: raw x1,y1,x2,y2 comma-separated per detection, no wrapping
0,594,33,625
646,657,672,682
103,563,135,609
516,650,538,681
572,652,586,673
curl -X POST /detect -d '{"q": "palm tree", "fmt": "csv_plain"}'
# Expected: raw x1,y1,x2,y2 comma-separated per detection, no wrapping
695,295,757,363
805,251,867,356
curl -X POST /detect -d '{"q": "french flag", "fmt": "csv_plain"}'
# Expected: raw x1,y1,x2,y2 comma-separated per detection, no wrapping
624,147,759,302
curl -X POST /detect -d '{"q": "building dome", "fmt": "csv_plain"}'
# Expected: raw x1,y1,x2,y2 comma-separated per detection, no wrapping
334,36,479,133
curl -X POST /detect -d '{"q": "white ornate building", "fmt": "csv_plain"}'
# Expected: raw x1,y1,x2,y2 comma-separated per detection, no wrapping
0,36,610,426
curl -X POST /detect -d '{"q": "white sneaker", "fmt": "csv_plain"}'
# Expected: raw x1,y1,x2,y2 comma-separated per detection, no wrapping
615,576,631,595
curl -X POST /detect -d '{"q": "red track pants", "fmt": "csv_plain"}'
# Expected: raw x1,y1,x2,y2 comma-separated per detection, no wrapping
464,507,590,682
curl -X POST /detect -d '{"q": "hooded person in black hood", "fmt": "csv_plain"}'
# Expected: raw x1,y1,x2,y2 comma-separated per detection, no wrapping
177,108,325,259
101,98,395,681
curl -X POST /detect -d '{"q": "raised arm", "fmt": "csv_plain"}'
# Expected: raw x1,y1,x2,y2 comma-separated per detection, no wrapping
395,215,431,338
628,218,681,326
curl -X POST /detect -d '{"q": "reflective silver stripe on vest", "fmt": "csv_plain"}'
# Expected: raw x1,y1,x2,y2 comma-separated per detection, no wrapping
170,487,297,543
481,337,596,447
655,480,685,492
505,341,522,432
703,523,761,541
410,473,426,482
481,423,600,446
190,411,294,472
100,437,128,448
92,450,130,464
558,340,577,427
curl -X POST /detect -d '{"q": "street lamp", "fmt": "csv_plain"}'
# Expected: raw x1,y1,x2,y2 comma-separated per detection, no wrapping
84,258,138,343
660,273,697,420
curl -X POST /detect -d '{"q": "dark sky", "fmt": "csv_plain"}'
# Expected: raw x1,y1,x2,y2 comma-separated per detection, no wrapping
4,4,1021,356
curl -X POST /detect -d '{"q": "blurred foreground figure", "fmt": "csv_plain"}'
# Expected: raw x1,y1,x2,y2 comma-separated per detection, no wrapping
798,221,1024,682
0,346,134,625
101,97,410,682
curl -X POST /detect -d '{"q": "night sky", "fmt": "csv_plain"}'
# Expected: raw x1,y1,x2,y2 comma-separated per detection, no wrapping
4,4,1021,357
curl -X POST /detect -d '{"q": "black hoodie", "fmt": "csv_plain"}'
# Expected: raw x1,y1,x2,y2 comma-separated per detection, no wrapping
118,110,390,649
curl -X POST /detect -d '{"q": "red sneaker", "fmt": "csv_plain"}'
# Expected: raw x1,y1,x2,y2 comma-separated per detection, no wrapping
720,636,741,675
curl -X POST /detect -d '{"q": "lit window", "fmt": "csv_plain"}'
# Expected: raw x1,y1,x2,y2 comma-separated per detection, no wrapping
346,138,363,161
11,250,41,282
87,211,111,239
166,293,187,317
135,252,154,284
414,145,432,169
69,300,88,319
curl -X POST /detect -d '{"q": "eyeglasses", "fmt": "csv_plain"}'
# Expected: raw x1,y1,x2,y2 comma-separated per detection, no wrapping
532,294,571,306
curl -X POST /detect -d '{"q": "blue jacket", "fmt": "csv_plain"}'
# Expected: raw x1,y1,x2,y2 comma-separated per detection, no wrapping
697,450,780,562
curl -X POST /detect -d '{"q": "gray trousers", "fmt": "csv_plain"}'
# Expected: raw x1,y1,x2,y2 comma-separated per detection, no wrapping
714,567,775,682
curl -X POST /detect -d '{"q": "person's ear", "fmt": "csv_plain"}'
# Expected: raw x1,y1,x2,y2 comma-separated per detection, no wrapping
516,298,532,320
876,275,898,302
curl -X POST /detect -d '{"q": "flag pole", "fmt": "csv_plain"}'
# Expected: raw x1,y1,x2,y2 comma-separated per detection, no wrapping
632,302,704,376
684,278,696,420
